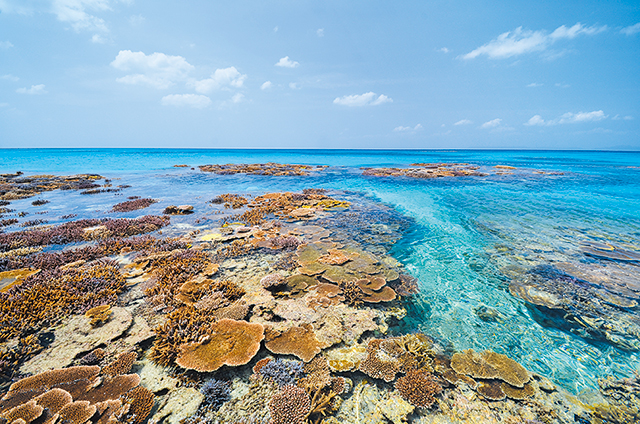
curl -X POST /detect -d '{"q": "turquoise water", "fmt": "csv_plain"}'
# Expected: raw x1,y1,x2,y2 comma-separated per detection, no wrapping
2,149,640,393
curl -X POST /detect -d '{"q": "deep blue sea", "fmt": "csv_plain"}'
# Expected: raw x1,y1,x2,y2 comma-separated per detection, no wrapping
2,149,639,394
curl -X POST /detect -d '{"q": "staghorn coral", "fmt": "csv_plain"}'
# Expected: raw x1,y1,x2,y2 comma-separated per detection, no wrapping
199,379,231,411
394,369,442,408
175,319,264,372
102,351,137,377
269,384,311,424
112,198,157,213
338,281,364,307
265,324,324,362
0,260,126,342
257,359,303,387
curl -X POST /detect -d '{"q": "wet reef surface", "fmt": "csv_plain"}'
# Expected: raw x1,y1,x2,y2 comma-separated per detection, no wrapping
0,163,639,424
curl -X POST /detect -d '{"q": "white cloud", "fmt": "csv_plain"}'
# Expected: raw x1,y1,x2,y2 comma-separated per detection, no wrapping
621,23,640,35
557,110,606,124
333,92,392,107
395,124,423,132
260,81,272,90
317,28,324,37
16,84,46,95
454,119,472,125
524,115,545,126
525,110,607,126
52,0,111,33
188,67,247,93
111,50,194,89
289,82,300,89
273,26,278,32
527,82,543,87
437,47,450,53
481,118,502,129
555,82,570,88
161,94,211,109
0,41,13,49
231,93,244,103
462,23,606,60
1,74,19,81
275,56,299,68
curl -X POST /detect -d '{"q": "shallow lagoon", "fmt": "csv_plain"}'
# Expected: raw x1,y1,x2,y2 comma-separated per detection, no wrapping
1,149,639,423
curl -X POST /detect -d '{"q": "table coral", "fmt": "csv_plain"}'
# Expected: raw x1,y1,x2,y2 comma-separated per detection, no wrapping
265,324,324,362
451,349,530,388
119,386,154,424
175,319,264,372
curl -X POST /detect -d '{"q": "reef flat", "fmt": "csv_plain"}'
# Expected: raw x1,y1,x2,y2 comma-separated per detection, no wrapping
0,158,639,424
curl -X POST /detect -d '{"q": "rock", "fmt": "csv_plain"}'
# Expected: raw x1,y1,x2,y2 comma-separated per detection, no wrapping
137,357,179,394
21,307,133,374
149,387,203,424
163,205,194,215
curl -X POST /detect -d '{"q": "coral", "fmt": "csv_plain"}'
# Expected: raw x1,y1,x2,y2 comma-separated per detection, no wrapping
175,319,264,372
199,379,231,411
501,382,536,400
34,388,72,414
31,199,50,206
209,194,248,209
260,273,286,290
356,278,396,303
299,357,332,391
20,219,48,227
318,249,354,265
394,369,442,408
0,399,43,423
119,386,154,424
265,324,324,362
450,349,530,388
0,261,126,342
102,351,137,377
85,305,112,327
0,268,40,293
112,198,157,213
339,281,364,307
269,385,311,424
358,339,407,383
270,236,302,250
362,163,489,179
325,345,367,372
199,163,326,177
0,173,104,201
78,349,105,366
163,205,194,215
252,358,272,374
257,359,304,387
476,380,506,401
57,400,97,424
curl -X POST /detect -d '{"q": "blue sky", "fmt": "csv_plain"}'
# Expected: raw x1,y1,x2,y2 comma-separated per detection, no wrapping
0,1,639,149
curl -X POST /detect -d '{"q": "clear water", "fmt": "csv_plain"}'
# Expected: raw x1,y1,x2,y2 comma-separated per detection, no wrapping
2,149,639,394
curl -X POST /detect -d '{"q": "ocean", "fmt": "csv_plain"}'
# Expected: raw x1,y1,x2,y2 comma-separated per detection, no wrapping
2,148,639,395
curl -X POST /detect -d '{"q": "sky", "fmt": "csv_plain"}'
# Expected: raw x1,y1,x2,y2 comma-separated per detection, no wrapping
0,0,639,149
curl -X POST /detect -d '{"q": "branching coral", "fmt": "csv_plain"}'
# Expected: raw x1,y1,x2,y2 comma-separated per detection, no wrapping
269,384,311,424
85,305,112,327
102,351,137,377
200,379,231,411
395,369,442,408
257,359,304,387
118,386,154,424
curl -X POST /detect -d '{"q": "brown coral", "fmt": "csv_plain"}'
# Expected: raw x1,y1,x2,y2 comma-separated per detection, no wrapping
57,401,97,424
317,249,353,265
119,386,154,424
299,357,332,391
395,369,442,408
34,388,73,414
175,319,264,372
101,351,137,377
269,384,311,424
85,305,112,327
358,339,401,382
476,380,506,401
0,399,44,423
265,324,324,363
450,349,530,388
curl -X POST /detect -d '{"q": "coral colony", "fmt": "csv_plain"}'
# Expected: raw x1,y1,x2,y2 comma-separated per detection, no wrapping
0,164,638,424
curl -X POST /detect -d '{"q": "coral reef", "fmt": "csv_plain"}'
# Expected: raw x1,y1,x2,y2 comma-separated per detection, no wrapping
268,384,311,424
0,173,104,201
112,198,157,213
198,163,327,176
394,369,442,408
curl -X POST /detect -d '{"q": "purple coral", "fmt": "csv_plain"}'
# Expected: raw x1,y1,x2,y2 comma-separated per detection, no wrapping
258,358,304,387
270,236,301,250
200,379,231,411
